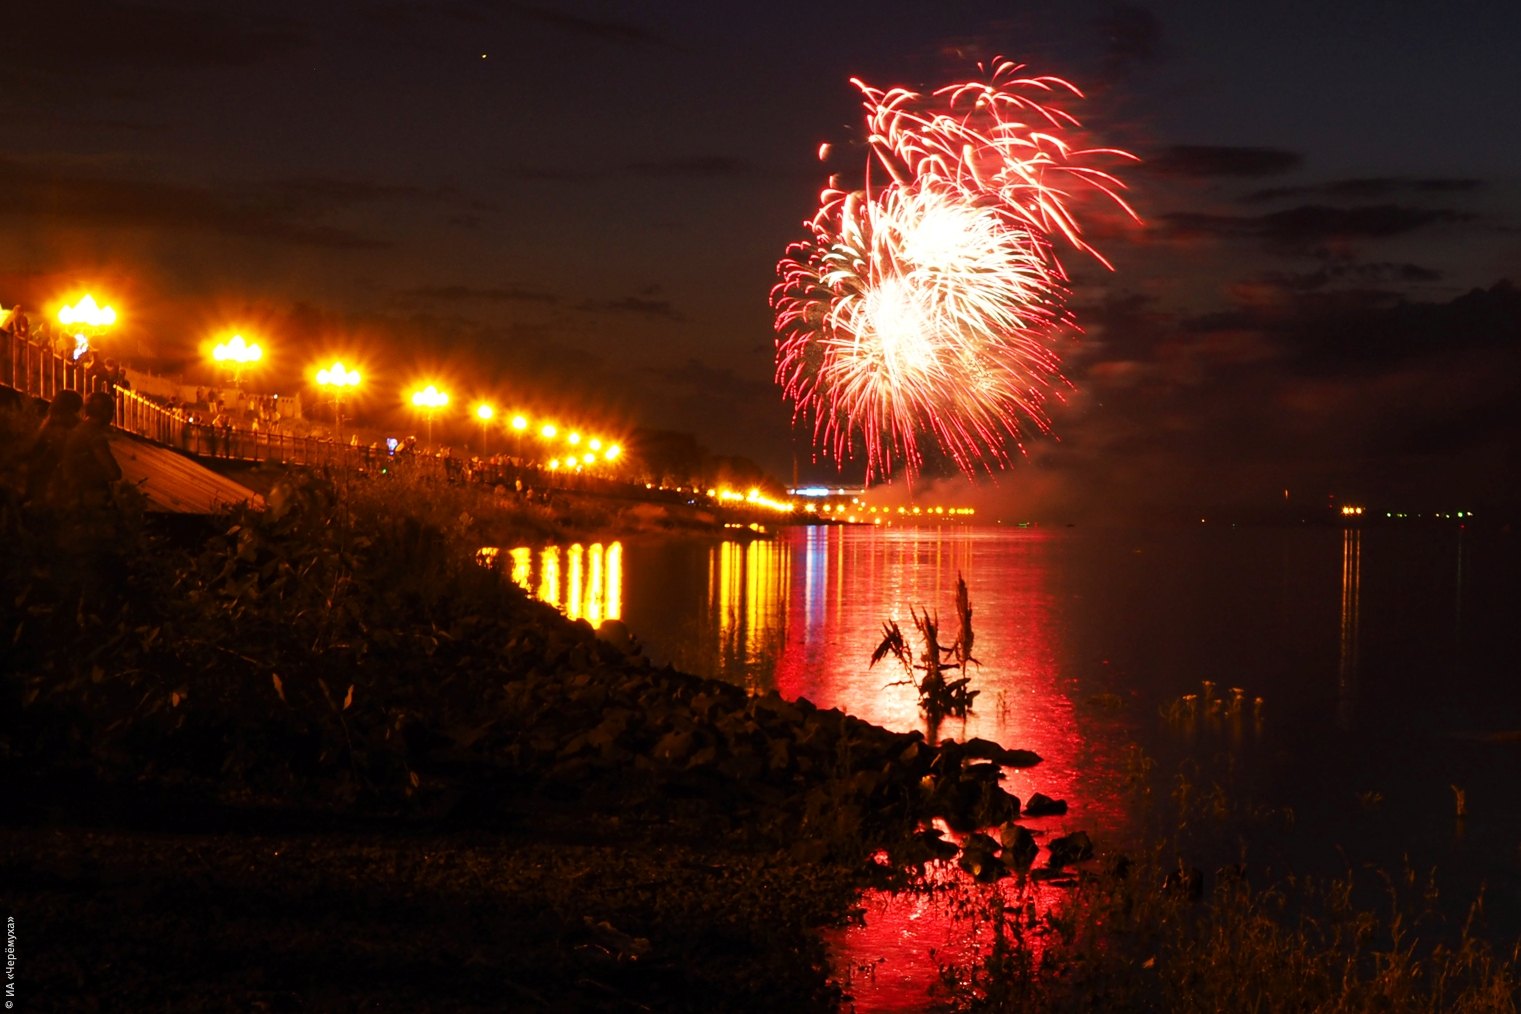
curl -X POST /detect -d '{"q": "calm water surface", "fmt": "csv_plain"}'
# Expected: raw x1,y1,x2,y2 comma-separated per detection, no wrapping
507,523,1521,1009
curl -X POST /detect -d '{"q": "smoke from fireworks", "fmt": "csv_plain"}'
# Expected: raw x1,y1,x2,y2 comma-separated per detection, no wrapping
772,58,1139,483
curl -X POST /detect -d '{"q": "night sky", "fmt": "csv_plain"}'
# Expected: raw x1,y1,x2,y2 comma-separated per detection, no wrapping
4,0,1518,521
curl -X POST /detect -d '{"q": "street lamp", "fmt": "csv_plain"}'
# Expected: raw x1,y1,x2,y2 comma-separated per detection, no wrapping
212,333,263,389
57,294,117,361
510,413,528,460
314,361,361,443
409,384,449,449
474,402,495,455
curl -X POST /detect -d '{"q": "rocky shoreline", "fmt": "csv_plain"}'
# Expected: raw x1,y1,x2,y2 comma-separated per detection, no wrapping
5,615,1056,1012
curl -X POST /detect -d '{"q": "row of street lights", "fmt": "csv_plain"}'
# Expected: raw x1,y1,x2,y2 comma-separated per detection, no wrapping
19,293,625,465
369,379,625,466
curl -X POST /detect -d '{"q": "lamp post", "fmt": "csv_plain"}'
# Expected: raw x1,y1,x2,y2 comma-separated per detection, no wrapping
410,384,449,450
211,333,263,390
57,294,118,363
474,402,495,455
315,361,361,443
510,413,528,461
536,421,559,469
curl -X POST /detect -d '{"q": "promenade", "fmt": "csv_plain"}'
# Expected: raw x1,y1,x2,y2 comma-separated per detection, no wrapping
1,327,807,527
2,328,408,482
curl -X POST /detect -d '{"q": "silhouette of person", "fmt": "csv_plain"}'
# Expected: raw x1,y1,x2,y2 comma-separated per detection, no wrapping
22,389,84,506
56,391,123,511
1,304,28,383
213,411,233,457
2,303,29,341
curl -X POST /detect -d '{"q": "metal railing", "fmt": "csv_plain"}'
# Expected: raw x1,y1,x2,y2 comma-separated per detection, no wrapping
2,329,401,475
2,329,716,510
1,334,639,492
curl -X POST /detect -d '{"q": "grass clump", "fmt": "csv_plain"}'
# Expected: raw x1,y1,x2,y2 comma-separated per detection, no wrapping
938,849,1519,1012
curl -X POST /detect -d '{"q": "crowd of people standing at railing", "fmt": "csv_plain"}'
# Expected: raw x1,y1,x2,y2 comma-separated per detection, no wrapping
77,351,131,395
4,311,688,506
3,301,132,397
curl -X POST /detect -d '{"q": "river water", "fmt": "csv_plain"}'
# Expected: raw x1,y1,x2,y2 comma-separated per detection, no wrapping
503,522,1521,1008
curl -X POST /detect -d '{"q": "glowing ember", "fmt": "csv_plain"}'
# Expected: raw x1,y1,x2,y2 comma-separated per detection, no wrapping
772,58,1139,482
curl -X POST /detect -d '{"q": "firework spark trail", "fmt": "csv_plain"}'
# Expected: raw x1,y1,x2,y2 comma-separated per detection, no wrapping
773,58,1139,483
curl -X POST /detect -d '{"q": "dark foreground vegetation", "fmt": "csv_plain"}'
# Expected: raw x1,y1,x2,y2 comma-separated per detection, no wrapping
3,410,1518,1011
0,426,1052,1010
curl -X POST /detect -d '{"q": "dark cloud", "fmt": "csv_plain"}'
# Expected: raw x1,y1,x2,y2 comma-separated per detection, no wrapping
1146,145,1302,178
248,176,477,229
1397,394,1518,459
2,2,299,78
1170,277,1519,379
1245,177,1484,204
1161,204,1473,248
1255,262,1443,293
1177,308,1273,336
405,285,558,305
502,155,753,184
1052,272,1521,518
643,358,775,402
1261,204,1474,245
576,295,683,320
269,176,452,207
1282,280,1520,377
625,156,753,180
0,158,384,249
507,2,667,46
499,164,591,184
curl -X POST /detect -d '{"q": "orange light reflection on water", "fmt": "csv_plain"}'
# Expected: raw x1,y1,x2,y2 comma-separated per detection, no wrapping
709,539,791,692
502,542,624,626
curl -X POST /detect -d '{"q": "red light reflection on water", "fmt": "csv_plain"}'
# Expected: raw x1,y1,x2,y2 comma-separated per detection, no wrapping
514,527,1142,1010
827,855,1081,1011
771,525,1137,1010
